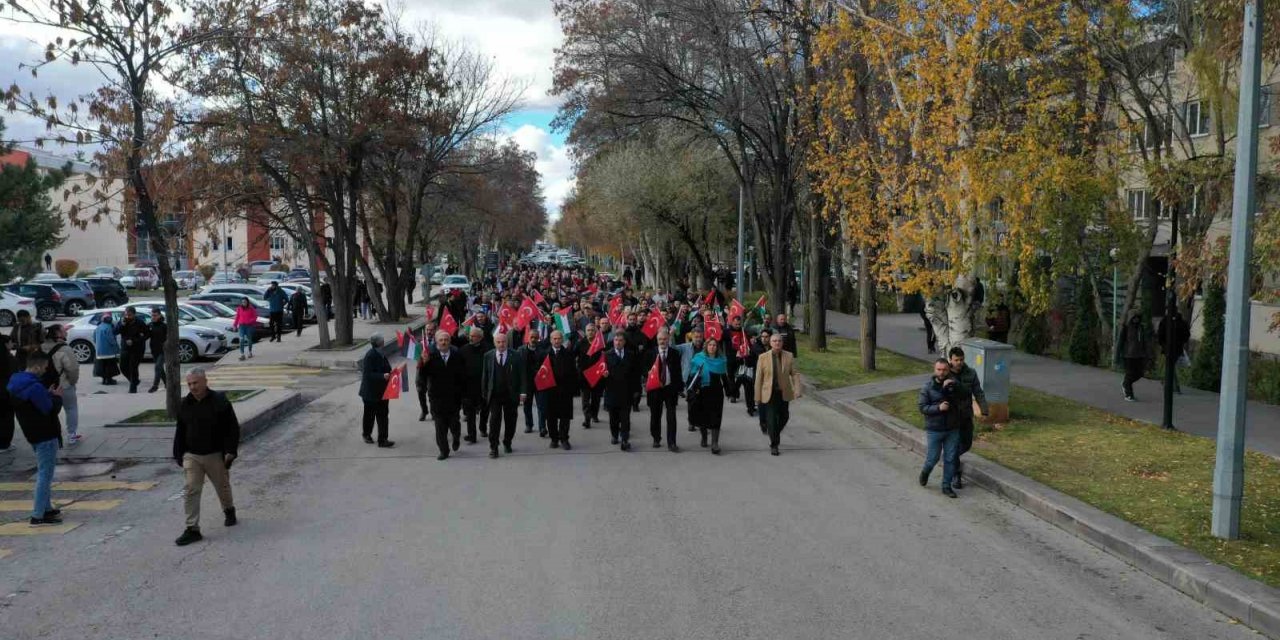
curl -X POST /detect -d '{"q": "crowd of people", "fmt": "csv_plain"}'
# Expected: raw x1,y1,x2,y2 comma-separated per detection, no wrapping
359,264,803,461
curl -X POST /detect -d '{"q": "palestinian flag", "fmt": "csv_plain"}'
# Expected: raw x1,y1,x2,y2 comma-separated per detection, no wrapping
553,307,572,336
458,314,475,337
406,334,421,361
752,294,768,319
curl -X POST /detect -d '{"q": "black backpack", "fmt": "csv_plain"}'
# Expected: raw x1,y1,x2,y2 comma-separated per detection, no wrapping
40,343,63,389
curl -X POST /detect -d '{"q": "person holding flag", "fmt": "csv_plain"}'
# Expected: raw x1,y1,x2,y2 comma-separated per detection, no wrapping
543,331,579,450
726,315,748,405
689,338,729,454
358,334,395,448
644,328,683,452
481,332,525,459
414,321,436,422
422,330,466,460
519,331,548,436
603,332,638,449
576,323,605,430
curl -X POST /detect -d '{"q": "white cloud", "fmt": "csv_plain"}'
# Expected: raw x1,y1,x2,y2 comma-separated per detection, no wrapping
505,123,575,220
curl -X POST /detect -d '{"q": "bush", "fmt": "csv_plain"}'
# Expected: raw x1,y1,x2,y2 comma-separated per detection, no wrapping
1252,355,1280,405
54,259,79,278
1020,313,1050,355
877,289,901,314
1068,280,1101,366
197,264,216,281
1190,283,1225,392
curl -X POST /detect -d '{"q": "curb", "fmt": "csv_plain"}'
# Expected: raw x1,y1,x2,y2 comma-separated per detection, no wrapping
806,380,1280,639
240,390,306,441
293,318,426,370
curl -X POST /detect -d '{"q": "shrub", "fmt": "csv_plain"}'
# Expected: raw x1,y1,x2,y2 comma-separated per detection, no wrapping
1068,280,1101,366
54,259,79,278
1251,355,1280,405
197,264,216,281
1020,313,1050,355
1190,282,1225,392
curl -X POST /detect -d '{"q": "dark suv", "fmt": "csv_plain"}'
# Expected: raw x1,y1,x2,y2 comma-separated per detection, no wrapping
2,282,62,321
81,277,130,308
44,279,98,315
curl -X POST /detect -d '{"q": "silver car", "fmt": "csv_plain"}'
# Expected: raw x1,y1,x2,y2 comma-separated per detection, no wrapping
64,309,226,364
121,302,242,349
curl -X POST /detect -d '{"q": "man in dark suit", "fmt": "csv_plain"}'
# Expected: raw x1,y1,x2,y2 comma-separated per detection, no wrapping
358,334,394,448
603,332,638,450
482,332,525,458
645,328,683,452
518,331,546,435
576,323,604,430
459,327,493,445
544,330,579,450
422,330,465,460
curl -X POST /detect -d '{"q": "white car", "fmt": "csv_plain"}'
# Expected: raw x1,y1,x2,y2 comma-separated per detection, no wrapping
0,290,37,327
255,271,289,285
248,260,277,275
64,308,227,364
173,270,204,289
122,302,242,348
120,268,158,290
439,274,471,295
30,272,62,282
199,283,268,299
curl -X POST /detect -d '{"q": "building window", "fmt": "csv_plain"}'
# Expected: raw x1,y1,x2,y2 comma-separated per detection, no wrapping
1154,198,1171,220
211,236,220,250
1127,189,1152,220
270,235,287,251
1184,100,1210,137
226,236,234,251
1128,114,1173,152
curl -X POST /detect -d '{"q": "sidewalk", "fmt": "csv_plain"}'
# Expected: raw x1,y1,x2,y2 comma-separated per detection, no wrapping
291,301,429,370
826,310,1280,459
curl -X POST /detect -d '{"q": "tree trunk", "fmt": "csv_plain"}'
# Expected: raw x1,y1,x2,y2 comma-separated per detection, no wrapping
858,246,877,371
806,208,828,350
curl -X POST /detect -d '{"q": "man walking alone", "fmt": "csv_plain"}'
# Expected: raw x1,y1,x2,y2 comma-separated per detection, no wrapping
173,368,240,545
265,282,288,342
358,334,394,448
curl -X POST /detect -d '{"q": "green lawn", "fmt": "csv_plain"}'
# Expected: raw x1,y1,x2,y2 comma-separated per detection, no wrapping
794,335,925,389
866,385,1280,588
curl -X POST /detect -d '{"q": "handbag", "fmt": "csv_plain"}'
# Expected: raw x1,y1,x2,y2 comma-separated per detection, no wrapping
684,364,703,403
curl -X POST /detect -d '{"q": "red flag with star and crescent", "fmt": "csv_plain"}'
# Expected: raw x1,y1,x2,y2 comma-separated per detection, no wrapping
732,330,749,357
583,354,608,388
641,307,665,339
535,355,557,391
382,367,402,401
531,289,546,305
438,312,458,337
704,318,724,342
587,330,605,357
727,298,746,323
514,297,540,331
645,354,663,391
609,295,622,315
498,305,515,328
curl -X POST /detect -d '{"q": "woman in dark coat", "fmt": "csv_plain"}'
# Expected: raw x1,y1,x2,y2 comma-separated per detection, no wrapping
1117,312,1153,402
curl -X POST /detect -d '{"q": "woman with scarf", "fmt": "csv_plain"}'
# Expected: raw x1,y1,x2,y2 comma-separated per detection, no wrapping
93,314,122,385
689,338,729,455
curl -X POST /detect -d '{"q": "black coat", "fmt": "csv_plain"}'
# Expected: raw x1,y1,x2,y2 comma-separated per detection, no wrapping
1157,314,1191,356
918,376,963,432
774,323,798,358
481,349,526,404
148,320,167,355
117,318,148,355
545,346,579,396
644,346,683,404
459,341,493,399
173,390,240,459
359,347,392,403
603,348,639,410
423,346,466,412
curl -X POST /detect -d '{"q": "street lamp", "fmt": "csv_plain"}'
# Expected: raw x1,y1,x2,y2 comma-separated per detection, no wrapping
1109,247,1119,354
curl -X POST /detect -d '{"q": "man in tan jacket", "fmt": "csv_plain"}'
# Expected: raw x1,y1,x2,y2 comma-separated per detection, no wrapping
754,333,799,456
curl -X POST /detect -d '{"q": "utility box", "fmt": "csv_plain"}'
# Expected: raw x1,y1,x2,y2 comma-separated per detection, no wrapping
959,337,1013,423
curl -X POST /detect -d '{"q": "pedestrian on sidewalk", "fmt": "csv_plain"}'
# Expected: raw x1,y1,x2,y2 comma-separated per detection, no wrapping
7,351,64,525
947,347,987,489
1157,309,1191,394
0,336,15,453
265,282,288,342
1117,312,1153,402
148,309,167,393
755,332,798,456
10,309,43,370
575,323,603,430
773,314,798,358
172,368,240,546
358,334,394,448
422,330,465,460
117,307,147,393
481,331,525,458
42,325,80,445
690,338,728,455
232,298,257,361
289,287,307,337
674,328,704,433
92,313,121,384
918,359,961,498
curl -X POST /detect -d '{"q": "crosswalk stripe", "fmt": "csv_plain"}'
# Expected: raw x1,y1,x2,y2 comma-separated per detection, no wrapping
0,500,123,512
0,481,156,492
0,522,82,535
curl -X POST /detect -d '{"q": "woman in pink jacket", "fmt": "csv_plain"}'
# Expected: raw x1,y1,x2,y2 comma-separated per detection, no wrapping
232,297,258,361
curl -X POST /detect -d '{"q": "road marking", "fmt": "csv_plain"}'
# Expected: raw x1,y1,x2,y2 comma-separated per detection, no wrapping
0,481,157,492
0,500,124,512
0,522,81,535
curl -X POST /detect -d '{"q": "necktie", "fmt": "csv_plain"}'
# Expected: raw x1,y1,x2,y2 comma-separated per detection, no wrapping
499,352,505,367
660,350,668,385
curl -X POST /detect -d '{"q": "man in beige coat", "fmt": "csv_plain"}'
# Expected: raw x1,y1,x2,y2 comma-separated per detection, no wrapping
754,333,799,455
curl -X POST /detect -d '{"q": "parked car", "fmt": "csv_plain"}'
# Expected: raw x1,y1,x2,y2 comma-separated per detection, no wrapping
64,309,227,365
286,268,310,280
199,283,268,299
92,266,124,279
186,299,272,339
80,277,130,308
188,293,293,330
439,274,471,295
120,267,158,290
43,279,98,316
276,282,317,322
248,260,278,275
2,282,62,321
255,271,289,285
0,291,37,327
29,272,62,282
173,270,204,289
207,271,246,285
122,302,243,348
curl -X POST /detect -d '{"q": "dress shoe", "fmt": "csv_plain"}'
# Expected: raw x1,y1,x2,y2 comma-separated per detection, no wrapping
489,450,499,459
621,441,631,451
419,412,426,422
525,427,533,433
610,436,619,445
224,508,237,527
503,443,513,454
550,440,560,449
770,447,780,456
148,385,158,393
30,512,62,525
377,441,396,448
582,420,590,429
668,444,680,453
539,430,547,438
653,439,662,448
363,436,375,444
464,436,477,444
452,438,460,452
711,445,721,455
942,488,958,499
562,441,572,451
918,470,929,486
437,453,448,461
174,527,203,546
747,408,757,417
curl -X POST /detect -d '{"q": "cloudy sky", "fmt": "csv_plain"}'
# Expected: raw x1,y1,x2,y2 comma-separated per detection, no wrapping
1,0,574,219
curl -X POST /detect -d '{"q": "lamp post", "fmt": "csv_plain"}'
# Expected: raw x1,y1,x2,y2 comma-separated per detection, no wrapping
1109,247,1119,355
1162,208,1179,431
736,182,746,303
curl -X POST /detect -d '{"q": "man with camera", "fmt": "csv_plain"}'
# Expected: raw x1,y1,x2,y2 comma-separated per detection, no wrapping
917,358,967,498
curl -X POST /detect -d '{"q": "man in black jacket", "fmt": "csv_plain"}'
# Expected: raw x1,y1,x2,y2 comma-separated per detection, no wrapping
148,309,167,393
917,359,962,499
603,332,638,449
544,330,579,450
8,351,64,525
172,368,241,545
482,332,525,458
1158,310,1192,393
576,323,604,429
423,330,466,460
359,334,395,448
645,329,683,452
117,307,148,393
773,313,798,358
460,327,493,444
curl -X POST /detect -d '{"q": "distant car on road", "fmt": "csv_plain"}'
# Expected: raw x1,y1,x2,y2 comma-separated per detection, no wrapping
0,291,36,327
207,271,246,285
255,271,289,286
173,270,204,289
120,268,157,290
248,260,278,275
439,274,471,296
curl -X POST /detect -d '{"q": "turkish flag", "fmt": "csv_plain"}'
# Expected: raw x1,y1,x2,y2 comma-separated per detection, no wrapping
426,305,437,322
532,289,546,305
535,355,557,391
439,312,458,337
609,296,622,315
704,318,723,342
382,367,402,400
641,308,665,339
727,298,746,322
498,305,515,327
703,289,716,306
396,330,405,349
645,355,663,391
514,297,540,331
587,331,605,357
583,355,608,388
731,330,748,356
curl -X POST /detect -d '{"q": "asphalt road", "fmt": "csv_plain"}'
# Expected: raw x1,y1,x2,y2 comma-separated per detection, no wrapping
0,374,1259,640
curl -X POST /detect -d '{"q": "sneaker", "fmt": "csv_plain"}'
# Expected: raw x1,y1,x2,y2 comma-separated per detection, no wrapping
942,488,958,499
919,470,929,486
1124,395,1136,402
174,528,203,546
66,434,82,446
29,512,62,525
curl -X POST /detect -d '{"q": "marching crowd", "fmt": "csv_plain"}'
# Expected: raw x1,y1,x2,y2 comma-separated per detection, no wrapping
358,264,803,461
